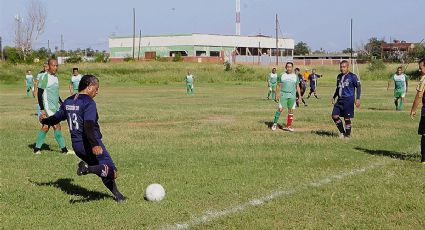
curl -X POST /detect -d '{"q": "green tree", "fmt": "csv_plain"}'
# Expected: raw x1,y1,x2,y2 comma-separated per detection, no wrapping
294,41,310,55
342,48,353,54
363,37,385,59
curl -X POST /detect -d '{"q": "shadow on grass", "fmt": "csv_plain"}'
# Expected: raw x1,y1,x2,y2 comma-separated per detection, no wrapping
30,178,113,203
367,107,393,111
311,130,339,137
354,147,419,162
28,143,52,151
260,120,284,129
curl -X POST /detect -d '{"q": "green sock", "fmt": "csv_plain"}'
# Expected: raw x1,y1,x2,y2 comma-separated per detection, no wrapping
273,111,281,124
267,90,271,98
35,131,47,148
272,91,276,99
54,130,66,149
399,100,404,110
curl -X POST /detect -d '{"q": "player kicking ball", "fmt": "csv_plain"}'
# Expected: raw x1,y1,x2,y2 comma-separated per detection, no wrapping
387,66,408,111
331,60,361,138
41,75,126,202
271,62,301,132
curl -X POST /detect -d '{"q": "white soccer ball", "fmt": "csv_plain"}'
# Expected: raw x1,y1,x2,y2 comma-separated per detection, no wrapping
145,183,166,201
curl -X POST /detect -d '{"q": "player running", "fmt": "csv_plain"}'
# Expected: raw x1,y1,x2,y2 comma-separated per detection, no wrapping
42,75,126,202
331,60,361,138
25,70,34,98
186,71,195,95
307,68,322,99
69,67,82,95
387,66,408,110
267,68,278,100
271,62,301,132
295,67,307,107
33,58,72,155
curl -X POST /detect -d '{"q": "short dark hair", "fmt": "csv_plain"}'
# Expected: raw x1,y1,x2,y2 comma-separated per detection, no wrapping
294,67,300,71
73,68,79,72
47,58,57,65
340,60,349,65
285,62,294,67
419,58,425,66
78,75,99,92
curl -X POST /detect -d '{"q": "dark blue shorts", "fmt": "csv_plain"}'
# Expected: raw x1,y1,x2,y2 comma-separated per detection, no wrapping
72,140,117,171
332,98,355,118
310,85,316,91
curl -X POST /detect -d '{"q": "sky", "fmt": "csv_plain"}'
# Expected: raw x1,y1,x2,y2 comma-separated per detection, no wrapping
0,0,424,52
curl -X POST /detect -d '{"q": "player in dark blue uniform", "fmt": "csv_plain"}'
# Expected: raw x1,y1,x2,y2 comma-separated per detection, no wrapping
295,68,307,107
331,60,361,138
307,69,322,99
42,75,125,202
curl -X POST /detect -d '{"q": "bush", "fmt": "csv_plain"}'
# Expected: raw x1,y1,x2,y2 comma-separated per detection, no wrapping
224,61,231,71
123,56,135,62
235,64,254,74
367,59,386,72
94,52,109,63
3,46,23,64
65,55,83,63
172,53,183,62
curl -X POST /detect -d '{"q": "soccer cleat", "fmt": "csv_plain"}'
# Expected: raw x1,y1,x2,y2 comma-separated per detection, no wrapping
64,149,75,155
76,161,89,176
338,133,345,139
271,123,278,131
284,127,294,132
114,193,127,203
34,148,41,155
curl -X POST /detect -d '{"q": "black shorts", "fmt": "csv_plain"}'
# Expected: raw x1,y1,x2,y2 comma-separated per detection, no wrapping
332,98,355,118
418,116,425,135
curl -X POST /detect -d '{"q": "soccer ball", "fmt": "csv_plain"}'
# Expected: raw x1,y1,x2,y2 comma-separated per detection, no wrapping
144,183,166,201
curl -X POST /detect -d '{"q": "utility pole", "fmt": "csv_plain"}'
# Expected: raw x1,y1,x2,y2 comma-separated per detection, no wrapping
350,18,353,61
132,8,136,60
61,34,64,51
138,29,142,60
275,14,278,66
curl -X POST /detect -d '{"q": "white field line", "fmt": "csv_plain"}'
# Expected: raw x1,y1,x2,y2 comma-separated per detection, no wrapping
158,160,389,230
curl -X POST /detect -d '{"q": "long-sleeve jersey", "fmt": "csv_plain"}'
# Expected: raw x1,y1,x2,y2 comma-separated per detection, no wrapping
333,72,361,100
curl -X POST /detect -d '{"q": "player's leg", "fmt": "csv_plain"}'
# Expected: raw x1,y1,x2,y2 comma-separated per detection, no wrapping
418,117,425,163
343,99,355,138
344,117,352,137
191,84,194,95
332,101,345,137
272,98,284,131
399,92,406,110
267,86,271,99
313,88,319,99
34,125,49,154
285,100,295,131
296,92,300,107
52,124,71,154
301,88,307,106
307,88,312,98
271,84,276,100
26,86,30,97
186,84,190,95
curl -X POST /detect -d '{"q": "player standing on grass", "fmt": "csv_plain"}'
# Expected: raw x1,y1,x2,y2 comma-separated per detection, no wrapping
267,68,278,100
295,67,307,107
25,70,34,97
388,66,408,111
69,67,82,95
331,60,361,138
186,71,195,95
34,64,49,117
42,75,126,202
33,58,73,155
307,68,322,99
409,58,425,163
271,62,301,132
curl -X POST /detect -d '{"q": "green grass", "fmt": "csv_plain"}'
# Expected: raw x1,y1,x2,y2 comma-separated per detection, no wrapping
2,62,425,229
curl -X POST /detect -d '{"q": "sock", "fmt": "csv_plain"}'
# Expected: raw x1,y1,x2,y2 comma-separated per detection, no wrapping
314,93,318,98
35,131,47,148
267,90,271,98
345,118,352,136
102,177,123,199
26,89,30,96
287,113,294,127
88,164,115,179
302,98,307,105
54,130,66,148
307,92,311,98
332,117,345,134
395,99,399,110
273,111,281,124
399,99,404,110
271,91,275,99
421,135,425,162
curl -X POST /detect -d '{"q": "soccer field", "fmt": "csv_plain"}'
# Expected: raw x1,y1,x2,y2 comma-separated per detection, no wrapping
2,79,425,229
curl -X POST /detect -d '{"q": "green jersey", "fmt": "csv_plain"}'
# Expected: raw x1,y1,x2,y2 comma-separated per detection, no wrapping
268,73,278,84
38,72,60,116
391,74,408,92
278,73,299,99
186,75,194,84
25,74,33,86
70,74,82,93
